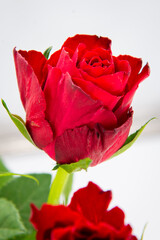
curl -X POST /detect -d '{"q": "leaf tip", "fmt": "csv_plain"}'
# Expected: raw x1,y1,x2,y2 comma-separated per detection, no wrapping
43,46,53,59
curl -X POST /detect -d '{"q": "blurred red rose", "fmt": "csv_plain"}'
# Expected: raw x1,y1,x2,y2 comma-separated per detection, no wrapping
14,34,149,166
30,182,137,240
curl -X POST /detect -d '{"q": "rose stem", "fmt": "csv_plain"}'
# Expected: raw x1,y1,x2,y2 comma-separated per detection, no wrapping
47,167,69,205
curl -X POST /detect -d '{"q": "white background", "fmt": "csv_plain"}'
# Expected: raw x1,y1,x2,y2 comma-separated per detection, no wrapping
0,0,160,239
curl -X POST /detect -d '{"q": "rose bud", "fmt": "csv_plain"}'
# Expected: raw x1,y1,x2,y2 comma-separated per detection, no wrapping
30,182,137,240
13,34,150,166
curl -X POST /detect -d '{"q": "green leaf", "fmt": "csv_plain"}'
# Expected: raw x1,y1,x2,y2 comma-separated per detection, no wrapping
0,198,26,240
62,173,73,205
53,158,92,173
1,99,36,147
0,159,13,189
0,174,51,232
8,231,36,240
43,46,52,59
0,173,39,185
111,118,155,159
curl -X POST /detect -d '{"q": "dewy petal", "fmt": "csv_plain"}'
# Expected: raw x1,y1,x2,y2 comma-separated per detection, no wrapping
44,66,105,138
73,77,121,110
18,49,47,87
62,34,111,52
69,182,112,224
13,49,54,148
54,110,132,166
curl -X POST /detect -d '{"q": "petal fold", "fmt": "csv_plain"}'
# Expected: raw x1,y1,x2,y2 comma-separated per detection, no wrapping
13,49,54,148
54,110,132,166
62,34,111,52
44,66,105,137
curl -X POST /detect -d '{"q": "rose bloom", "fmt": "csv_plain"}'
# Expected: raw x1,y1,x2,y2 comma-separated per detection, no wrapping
14,35,150,166
30,182,137,240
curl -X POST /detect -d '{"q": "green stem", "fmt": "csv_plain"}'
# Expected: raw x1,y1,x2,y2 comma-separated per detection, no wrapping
47,167,69,205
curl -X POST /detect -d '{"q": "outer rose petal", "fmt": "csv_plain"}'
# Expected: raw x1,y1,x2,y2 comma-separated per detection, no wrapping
18,49,47,87
117,55,150,90
69,182,112,224
73,77,121,110
114,86,137,119
62,34,111,52
103,207,125,230
44,66,107,137
13,49,54,148
100,109,133,165
54,110,132,166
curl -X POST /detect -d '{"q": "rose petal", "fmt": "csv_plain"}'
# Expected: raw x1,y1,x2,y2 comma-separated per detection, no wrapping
103,207,125,230
43,107,117,160
54,111,132,166
114,86,137,119
73,77,121,110
81,70,127,95
117,55,150,90
43,66,103,137
56,48,81,78
30,204,40,230
80,60,115,78
13,49,54,148
117,224,133,239
100,109,133,165
69,182,112,224
82,48,112,62
71,43,87,64
51,226,73,240
18,49,47,87
47,49,61,67
89,107,117,129
30,204,78,240
62,34,111,52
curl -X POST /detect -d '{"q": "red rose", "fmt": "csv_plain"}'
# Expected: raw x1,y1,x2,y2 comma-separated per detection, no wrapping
30,182,137,240
14,35,149,166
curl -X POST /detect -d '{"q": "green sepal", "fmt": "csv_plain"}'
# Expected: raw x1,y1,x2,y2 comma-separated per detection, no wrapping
43,46,52,59
53,158,92,173
0,198,26,240
111,118,155,159
1,99,36,147
0,172,39,185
